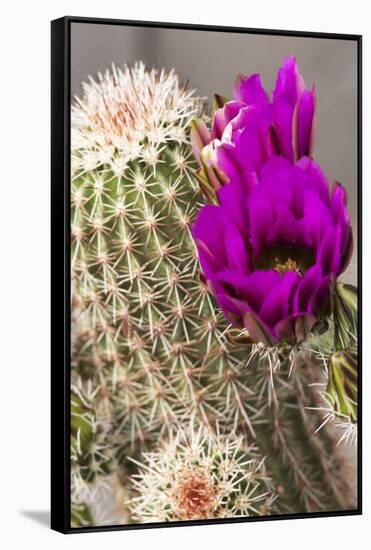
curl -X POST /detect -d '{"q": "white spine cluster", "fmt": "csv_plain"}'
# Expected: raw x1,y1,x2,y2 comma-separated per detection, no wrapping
128,425,275,522
72,62,204,176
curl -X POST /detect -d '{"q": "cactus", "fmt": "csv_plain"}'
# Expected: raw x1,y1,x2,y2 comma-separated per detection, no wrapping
70,62,357,527
128,425,275,521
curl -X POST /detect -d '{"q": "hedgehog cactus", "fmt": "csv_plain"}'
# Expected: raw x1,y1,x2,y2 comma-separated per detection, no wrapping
70,61,357,527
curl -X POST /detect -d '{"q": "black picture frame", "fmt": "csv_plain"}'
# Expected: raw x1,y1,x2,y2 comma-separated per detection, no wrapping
51,16,362,534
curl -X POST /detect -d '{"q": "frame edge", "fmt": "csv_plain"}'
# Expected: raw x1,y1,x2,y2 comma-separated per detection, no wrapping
51,15,70,534
52,16,362,533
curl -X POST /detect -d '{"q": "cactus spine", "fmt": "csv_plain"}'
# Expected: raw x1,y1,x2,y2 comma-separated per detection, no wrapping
70,62,356,527
129,425,275,521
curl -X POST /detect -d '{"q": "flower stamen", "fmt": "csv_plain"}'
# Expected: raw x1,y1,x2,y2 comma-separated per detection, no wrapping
274,257,302,277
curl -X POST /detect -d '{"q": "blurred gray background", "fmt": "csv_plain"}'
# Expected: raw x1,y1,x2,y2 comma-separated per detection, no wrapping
71,23,358,283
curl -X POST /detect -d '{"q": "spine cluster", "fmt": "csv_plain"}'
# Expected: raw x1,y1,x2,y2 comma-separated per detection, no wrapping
129,426,275,522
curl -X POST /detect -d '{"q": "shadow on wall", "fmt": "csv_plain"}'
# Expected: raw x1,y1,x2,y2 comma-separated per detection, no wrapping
19,510,50,528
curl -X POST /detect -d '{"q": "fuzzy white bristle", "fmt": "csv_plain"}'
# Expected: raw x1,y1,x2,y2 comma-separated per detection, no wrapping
72,61,204,176
127,424,275,522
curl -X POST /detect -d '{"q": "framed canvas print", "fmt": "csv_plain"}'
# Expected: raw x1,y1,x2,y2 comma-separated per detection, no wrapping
51,16,362,533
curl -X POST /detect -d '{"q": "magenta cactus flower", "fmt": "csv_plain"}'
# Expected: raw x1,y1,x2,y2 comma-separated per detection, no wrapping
192,56,316,201
192,156,352,345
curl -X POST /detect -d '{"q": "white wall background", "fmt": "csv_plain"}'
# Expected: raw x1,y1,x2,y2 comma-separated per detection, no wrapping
0,0,369,548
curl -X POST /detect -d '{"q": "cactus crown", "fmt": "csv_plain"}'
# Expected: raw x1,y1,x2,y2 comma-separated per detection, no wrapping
128,425,275,522
71,61,203,175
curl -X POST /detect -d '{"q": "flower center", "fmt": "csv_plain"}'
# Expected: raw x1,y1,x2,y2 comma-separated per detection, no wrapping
254,244,314,276
273,258,302,277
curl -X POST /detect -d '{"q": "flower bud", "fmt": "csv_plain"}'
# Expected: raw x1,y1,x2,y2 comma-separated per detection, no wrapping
327,349,357,422
333,283,358,350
